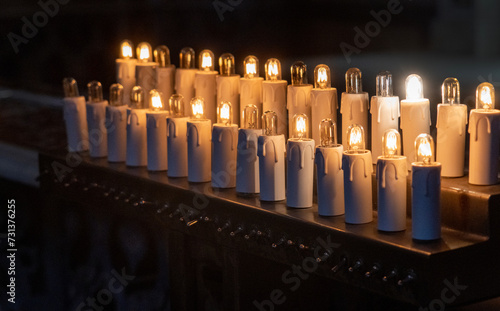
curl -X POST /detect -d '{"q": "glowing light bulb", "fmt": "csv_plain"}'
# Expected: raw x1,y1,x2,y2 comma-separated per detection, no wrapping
244,55,259,79
217,101,232,125
136,42,153,63
199,49,214,71
149,89,164,111
154,45,171,67
130,86,145,109
291,61,308,86
265,58,281,81
415,133,434,165
292,113,308,140
441,77,460,105
345,68,362,94
62,77,79,97
346,124,365,152
219,53,235,76
405,74,423,100
319,118,337,147
169,94,185,117
109,83,124,106
476,82,495,110
190,97,205,119
262,110,278,136
376,71,393,97
382,129,400,158
87,81,103,103
120,40,134,59
242,104,258,129
179,47,195,69
314,64,331,89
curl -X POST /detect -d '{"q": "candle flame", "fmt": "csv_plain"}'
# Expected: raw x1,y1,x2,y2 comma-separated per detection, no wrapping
480,85,492,109
139,45,150,62
406,74,423,100
385,131,398,156
121,42,133,59
418,140,432,164
219,102,231,125
268,62,279,80
317,67,328,86
295,115,307,139
192,99,204,119
201,52,213,71
245,62,257,77
349,127,362,150
151,92,162,110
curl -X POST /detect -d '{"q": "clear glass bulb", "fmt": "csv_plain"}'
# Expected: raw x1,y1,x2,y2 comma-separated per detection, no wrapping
109,83,124,106
217,101,232,125
87,80,103,103
414,133,434,165
441,77,460,105
136,42,153,63
154,45,171,67
199,49,214,71
120,40,134,59
265,58,281,81
346,124,365,152
219,53,235,76
169,94,185,117
62,77,79,97
262,110,278,136
130,86,145,109
190,97,205,119
179,47,195,69
291,61,308,86
405,74,423,100
319,118,337,147
244,55,259,79
345,68,362,94
382,129,401,157
376,71,393,97
291,113,308,140
314,64,331,89
149,89,165,111
476,82,495,110
242,104,258,129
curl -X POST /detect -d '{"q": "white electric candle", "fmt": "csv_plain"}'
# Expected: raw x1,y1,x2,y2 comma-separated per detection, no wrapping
412,134,441,241
175,47,197,114
126,86,148,167
187,97,212,182
86,81,108,158
315,119,344,216
146,89,168,171
135,42,157,106
376,129,407,232
236,105,260,194
400,74,431,168
262,58,287,138
240,55,263,128
217,53,240,126
115,40,137,107
287,61,313,137
469,82,500,185
167,94,189,177
62,77,89,152
342,124,373,224
212,101,238,188
340,68,369,148
258,111,286,201
154,45,176,104
311,64,338,147
370,71,400,163
106,84,127,162
194,49,218,124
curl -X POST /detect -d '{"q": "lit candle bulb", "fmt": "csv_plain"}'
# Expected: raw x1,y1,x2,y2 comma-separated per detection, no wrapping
311,64,338,146
236,105,261,195
340,68,369,148
287,61,313,138
469,82,500,185
126,86,148,167
146,89,169,171
86,80,108,158
342,124,373,224
370,71,400,163
167,94,189,177
212,101,238,188
412,134,441,241
135,42,157,105
257,110,286,201
194,49,218,123
187,97,212,182
106,83,127,162
262,58,287,138
240,55,263,128
216,53,241,125
376,129,407,232
154,45,176,105
116,40,137,107
62,77,89,152
315,118,344,216
175,47,197,114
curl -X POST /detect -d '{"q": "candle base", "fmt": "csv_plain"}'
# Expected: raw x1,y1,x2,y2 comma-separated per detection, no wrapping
370,96,400,163
315,145,344,216
194,71,218,124
212,124,238,188
167,117,189,177
136,62,157,105
401,99,431,169
286,139,315,208
175,68,197,114
63,96,89,152
257,134,286,201
156,65,176,104
377,156,407,232
106,105,127,162
311,88,338,147
86,100,108,158
342,150,373,224
236,128,261,194
146,111,168,172
436,104,467,177
340,92,369,147
126,109,148,167
216,75,241,126
262,80,287,138
240,77,263,127
116,58,137,107
187,119,212,183
287,84,313,136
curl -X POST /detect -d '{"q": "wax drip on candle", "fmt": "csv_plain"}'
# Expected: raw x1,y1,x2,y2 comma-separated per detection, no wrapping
219,53,235,76
346,68,362,94
405,74,423,100
217,101,232,125
190,97,206,120
119,40,134,59
291,113,308,140
179,47,195,69
476,82,495,110
136,42,153,63
262,110,278,136
154,45,171,67
63,77,79,98
199,49,215,71
87,81,103,103
265,58,282,81
129,86,145,109
314,64,331,89
376,71,393,97
415,133,434,165
109,83,124,107
346,124,366,153
320,118,337,147
291,61,308,86
149,89,165,112
442,77,460,105
242,105,258,129
169,94,185,118
243,56,259,79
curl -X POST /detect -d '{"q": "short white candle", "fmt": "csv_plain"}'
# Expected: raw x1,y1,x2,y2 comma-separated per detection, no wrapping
236,105,260,195
217,53,240,126
167,94,189,177
62,77,89,152
311,64,338,146
287,61,313,137
126,86,148,167
240,55,263,128
187,97,212,183
175,47,197,113
262,58,287,138
194,49,218,124
106,84,127,162
146,89,168,172
115,40,136,107
154,45,175,104
86,81,108,158
135,42,157,105
212,101,238,188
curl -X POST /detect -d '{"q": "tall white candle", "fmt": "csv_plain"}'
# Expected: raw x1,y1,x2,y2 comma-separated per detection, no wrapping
194,49,218,124
287,61,313,137
262,58,287,138
217,53,240,126
167,94,189,177
126,86,148,167
175,47,197,113
236,105,260,195
115,40,136,107
106,84,127,162
240,55,263,128
310,64,338,146
212,101,238,188
146,90,168,172
86,81,108,158
370,71,399,163
187,97,212,183
154,45,176,104
135,42,157,106
62,77,89,152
